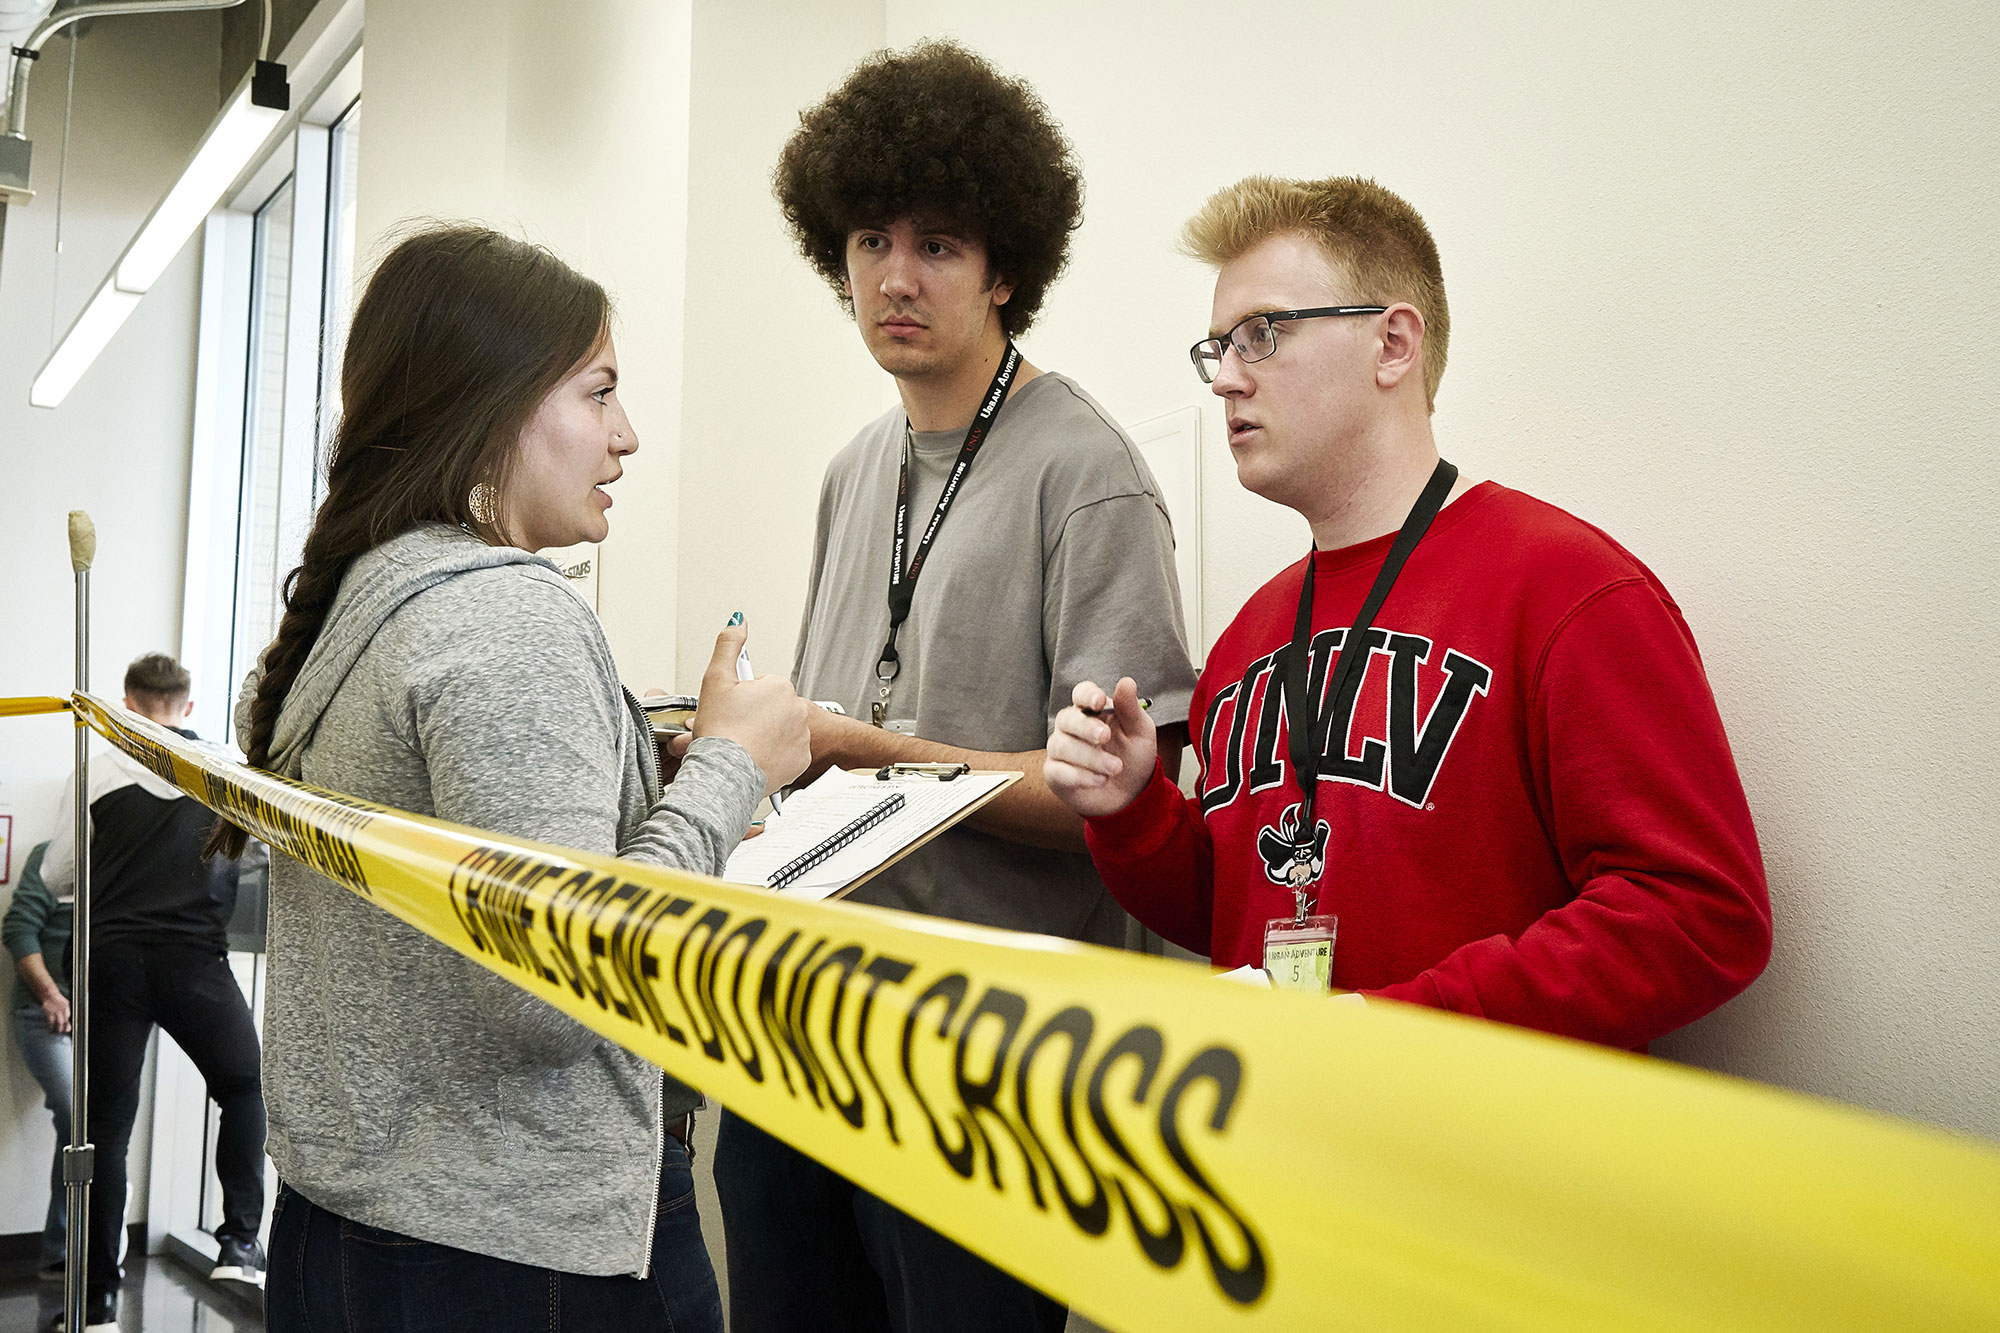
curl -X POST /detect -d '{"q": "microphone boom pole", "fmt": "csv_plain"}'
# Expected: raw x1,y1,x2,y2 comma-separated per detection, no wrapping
63,510,96,1333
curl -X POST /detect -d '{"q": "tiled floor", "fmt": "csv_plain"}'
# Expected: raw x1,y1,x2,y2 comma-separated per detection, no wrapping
0,1253,261,1333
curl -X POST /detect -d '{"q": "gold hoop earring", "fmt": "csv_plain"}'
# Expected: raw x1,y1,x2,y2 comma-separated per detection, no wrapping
468,482,498,526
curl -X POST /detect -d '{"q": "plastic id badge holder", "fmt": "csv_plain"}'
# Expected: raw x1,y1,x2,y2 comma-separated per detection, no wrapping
1264,903,1337,995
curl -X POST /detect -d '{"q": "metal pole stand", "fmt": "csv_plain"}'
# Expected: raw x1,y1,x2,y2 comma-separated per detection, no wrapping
63,510,95,1333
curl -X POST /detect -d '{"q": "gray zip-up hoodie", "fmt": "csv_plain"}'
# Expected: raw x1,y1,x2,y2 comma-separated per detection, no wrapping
249,524,762,1276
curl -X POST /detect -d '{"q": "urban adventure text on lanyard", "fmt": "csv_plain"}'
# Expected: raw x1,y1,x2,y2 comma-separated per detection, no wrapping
1280,457,1458,920
872,342,1023,726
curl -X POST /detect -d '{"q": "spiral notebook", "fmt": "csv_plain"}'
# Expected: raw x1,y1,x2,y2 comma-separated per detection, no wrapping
723,766,1020,900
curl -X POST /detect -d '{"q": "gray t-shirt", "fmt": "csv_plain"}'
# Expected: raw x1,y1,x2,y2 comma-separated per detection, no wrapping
794,371,1198,943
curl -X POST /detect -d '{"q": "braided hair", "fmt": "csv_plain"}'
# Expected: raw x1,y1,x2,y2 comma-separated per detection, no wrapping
207,225,609,857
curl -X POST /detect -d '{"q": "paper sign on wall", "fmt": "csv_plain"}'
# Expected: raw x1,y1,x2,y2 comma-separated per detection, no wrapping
542,542,601,613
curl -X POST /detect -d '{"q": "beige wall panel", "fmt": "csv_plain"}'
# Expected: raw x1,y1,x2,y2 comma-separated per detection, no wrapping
670,0,887,690
354,0,695,682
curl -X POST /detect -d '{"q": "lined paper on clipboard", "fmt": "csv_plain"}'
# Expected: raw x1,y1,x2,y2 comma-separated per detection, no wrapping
723,766,1019,900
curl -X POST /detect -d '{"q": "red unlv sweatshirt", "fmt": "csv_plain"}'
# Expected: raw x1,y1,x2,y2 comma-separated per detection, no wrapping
1085,482,1771,1049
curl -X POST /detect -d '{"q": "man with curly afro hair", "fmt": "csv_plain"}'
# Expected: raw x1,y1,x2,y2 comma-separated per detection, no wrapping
712,40,1199,1333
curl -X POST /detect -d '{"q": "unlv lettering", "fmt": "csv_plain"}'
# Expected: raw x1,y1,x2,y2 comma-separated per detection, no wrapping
1197,677,1248,814
1384,635,1493,808
1198,625,1491,814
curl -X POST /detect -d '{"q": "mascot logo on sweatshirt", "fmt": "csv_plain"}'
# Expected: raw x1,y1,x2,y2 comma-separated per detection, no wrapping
1258,802,1330,886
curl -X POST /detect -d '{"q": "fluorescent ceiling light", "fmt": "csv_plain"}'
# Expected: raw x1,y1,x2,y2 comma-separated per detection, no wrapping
31,281,142,408
31,63,285,409
115,86,284,293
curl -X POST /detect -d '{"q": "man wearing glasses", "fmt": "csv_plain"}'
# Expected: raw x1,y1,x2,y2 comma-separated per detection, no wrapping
1047,175,1771,1050
712,41,1198,1333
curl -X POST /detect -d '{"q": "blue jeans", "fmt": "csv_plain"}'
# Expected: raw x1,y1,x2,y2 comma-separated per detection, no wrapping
713,1109,1068,1333
265,1137,722,1333
11,1003,73,1269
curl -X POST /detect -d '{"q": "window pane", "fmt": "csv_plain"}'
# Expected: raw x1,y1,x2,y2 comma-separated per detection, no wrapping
228,175,296,740
318,100,362,484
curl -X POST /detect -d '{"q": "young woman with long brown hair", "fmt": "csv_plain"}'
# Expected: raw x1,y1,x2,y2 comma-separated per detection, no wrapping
216,225,808,1332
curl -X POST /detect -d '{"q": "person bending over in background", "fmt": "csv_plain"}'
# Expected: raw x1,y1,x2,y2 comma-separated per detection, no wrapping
209,225,811,1333
1047,176,1771,1047
709,42,1200,1333
43,653,262,1332
4,839,73,1286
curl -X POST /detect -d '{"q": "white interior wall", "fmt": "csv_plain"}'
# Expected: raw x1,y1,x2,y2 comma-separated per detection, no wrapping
669,0,887,689
859,0,2000,1140
0,12,222,1236
353,0,696,682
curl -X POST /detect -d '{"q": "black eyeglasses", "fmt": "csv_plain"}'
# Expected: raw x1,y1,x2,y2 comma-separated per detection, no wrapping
1189,306,1388,384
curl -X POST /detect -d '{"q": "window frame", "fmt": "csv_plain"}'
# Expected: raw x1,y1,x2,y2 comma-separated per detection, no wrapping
156,46,361,1265
180,63,359,747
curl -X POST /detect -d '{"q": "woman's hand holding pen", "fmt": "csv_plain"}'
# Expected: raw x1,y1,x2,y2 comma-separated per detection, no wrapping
1046,676,1156,819
691,621,811,797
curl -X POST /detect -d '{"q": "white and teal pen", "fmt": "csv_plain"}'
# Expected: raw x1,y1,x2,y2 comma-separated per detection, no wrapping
728,612,785,814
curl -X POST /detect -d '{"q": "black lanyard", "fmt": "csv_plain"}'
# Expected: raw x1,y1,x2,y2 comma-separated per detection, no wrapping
1282,457,1458,900
874,342,1022,697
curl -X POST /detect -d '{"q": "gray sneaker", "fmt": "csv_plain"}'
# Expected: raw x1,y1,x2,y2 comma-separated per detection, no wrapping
211,1234,266,1290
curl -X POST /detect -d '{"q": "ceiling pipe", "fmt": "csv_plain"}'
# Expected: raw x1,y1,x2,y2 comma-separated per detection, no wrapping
10,0,249,137
0,0,248,278
0,0,57,129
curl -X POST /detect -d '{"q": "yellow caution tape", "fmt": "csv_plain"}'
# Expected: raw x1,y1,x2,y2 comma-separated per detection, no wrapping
0,696,70,718
19,692,2000,1330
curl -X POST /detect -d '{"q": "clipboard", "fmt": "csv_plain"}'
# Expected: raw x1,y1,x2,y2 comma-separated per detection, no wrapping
722,765,1022,901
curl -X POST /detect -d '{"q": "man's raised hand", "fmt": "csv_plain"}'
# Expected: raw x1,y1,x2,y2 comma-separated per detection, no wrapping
1046,676,1156,819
